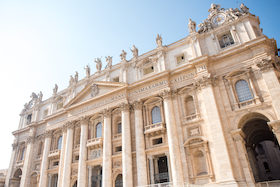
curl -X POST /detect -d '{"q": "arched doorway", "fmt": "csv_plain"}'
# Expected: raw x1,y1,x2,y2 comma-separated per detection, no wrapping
10,169,22,187
72,180,77,187
242,118,280,182
115,174,122,187
30,172,38,187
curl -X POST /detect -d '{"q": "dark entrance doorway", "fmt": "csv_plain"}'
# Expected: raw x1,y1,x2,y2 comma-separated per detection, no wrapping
154,156,169,183
242,118,280,182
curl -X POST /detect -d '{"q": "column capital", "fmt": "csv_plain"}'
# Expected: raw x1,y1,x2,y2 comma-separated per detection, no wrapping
133,101,143,110
120,103,130,112
79,115,90,125
231,129,245,142
268,120,280,133
44,130,53,139
12,142,18,150
26,135,35,144
195,74,218,89
64,121,75,130
255,56,274,72
160,89,172,99
102,109,112,118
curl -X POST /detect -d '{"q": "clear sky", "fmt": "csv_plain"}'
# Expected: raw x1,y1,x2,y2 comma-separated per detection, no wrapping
0,0,279,169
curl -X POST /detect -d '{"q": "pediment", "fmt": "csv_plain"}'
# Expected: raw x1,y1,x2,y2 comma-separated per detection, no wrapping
65,81,127,108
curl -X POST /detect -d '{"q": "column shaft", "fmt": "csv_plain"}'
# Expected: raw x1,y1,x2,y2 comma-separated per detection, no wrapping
134,104,148,186
102,112,112,187
39,135,52,187
78,120,88,187
20,138,34,187
57,130,67,187
61,126,74,187
121,105,133,187
163,95,184,186
5,144,17,187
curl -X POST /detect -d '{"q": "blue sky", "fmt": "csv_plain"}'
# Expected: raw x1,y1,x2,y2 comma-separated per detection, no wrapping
0,0,279,168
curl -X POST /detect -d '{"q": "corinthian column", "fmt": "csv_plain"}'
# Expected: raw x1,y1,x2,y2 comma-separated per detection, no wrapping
133,101,148,186
78,117,89,187
102,110,112,187
20,127,36,187
39,131,52,187
196,76,235,183
121,103,133,187
162,91,184,186
61,122,75,187
57,126,67,187
256,57,280,118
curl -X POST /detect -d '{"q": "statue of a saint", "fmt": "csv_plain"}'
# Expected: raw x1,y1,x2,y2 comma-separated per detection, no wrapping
94,58,102,72
53,84,58,95
188,19,196,33
240,3,249,14
131,45,138,58
38,91,43,102
120,50,127,62
156,34,163,48
105,56,113,69
74,71,79,83
84,65,90,78
69,75,74,86
208,4,221,14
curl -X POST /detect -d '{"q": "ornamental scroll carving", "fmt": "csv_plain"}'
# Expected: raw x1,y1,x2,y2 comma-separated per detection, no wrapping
255,56,274,72
194,74,217,89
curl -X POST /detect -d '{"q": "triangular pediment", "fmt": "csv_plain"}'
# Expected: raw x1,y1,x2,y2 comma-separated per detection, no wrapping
65,81,127,108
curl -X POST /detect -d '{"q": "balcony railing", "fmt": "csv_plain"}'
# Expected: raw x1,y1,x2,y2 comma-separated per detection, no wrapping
257,180,280,187
48,149,60,158
87,137,103,148
144,122,165,135
184,113,200,122
113,134,122,139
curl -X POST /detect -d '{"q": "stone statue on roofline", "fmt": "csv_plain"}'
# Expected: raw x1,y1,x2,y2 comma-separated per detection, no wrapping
84,65,90,78
74,71,79,83
53,84,58,95
94,58,102,72
156,34,163,48
188,18,196,34
120,50,127,62
69,75,75,87
105,56,113,69
38,91,43,102
131,45,138,58
240,3,249,14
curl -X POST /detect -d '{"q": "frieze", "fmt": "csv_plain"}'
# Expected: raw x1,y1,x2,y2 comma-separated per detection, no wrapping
89,149,102,160
48,115,67,126
170,71,196,89
70,93,126,116
129,80,168,98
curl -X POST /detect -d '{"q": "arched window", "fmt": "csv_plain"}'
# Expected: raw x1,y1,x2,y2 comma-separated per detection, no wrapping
235,80,253,102
151,106,162,124
96,122,102,138
57,136,62,150
185,96,196,116
194,150,208,176
115,174,123,187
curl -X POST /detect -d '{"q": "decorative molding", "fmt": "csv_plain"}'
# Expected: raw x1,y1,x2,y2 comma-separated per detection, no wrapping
133,101,143,110
26,136,35,144
255,56,274,72
268,120,280,134
120,103,130,112
102,109,112,118
194,74,217,89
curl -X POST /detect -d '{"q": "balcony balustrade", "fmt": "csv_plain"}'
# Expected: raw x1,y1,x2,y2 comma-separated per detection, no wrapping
144,122,165,135
86,137,103,148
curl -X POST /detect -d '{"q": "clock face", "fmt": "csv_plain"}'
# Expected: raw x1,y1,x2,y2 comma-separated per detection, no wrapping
212,14,226,26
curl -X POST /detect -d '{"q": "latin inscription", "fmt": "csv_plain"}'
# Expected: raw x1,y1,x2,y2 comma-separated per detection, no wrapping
129,80,168,96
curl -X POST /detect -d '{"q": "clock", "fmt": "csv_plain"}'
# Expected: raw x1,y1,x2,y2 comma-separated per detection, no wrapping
212,14,226,27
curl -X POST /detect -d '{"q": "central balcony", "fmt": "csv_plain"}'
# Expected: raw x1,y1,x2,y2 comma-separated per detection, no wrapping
48,149,60,159
87,137,103,148
144,122,166,136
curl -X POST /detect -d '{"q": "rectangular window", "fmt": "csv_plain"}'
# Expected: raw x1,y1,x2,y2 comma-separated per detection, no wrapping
53,161,59,166
115,146,122,152
152,138,163,145
26,114,32,124
57,102,63,110
218,32,234,49
117,123,122,134
143,66,154,75
43,109,49,117
113,77,119,82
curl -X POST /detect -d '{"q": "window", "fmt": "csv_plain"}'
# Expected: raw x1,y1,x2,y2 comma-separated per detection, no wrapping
151,106,162,124
43,109,49,117
115,146,122,152
96,122,102,138
57,102,63,110
219,32,234,48
26,114,32,124
113,77,119,82
19,147,25,161
115,174,123,187
53,161,59,166
176,54,185,64
194,150,208,176
235,80,253,102
117,123,122,134
143,66,154,75
185,96,196,116
152,138,163,145
57,136,62,150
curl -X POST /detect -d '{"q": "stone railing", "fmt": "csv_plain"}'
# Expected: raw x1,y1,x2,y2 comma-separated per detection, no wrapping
139,182,173,187
238,98,255,108
48,149,60,158
144,122,165,135
257,180,280,187
184,113,200,122
113,133,122,140
87,137,103,148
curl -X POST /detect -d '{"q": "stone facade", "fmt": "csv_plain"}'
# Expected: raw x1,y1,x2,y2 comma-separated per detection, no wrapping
5,3,280,187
